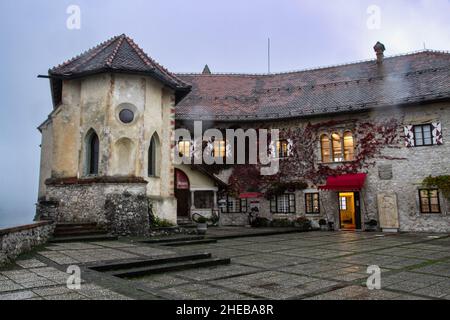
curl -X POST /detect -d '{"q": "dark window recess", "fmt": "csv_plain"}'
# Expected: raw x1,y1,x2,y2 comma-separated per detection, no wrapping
148,136,156,177
88,132,99,175
413,124,433,146
194,191,214,209
419,189,441,214
305,193,320,214
270,194,296,213
119,109,134,123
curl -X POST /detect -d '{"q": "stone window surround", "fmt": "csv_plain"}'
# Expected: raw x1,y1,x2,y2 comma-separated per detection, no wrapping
319,128,356,164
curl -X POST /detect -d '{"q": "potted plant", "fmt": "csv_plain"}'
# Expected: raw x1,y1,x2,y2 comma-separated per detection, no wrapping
327,221,335,231
365,219,378,232
319,219,328,231
195,216,209,235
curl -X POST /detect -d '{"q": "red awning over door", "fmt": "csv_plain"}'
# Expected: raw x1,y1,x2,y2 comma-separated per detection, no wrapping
319,173,367,191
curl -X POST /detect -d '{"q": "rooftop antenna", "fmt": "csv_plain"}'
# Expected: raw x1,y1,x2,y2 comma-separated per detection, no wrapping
268,37,271,74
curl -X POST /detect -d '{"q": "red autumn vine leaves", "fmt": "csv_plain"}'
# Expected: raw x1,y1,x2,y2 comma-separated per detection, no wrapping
227,118,402,196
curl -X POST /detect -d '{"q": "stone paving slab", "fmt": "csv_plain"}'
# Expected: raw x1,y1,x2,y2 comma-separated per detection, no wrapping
1,231,450,300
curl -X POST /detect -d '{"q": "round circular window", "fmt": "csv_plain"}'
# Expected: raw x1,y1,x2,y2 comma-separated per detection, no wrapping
118,109,134,124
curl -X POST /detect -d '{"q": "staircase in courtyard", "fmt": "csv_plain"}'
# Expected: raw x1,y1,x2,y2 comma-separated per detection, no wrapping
89,252,230,278
51,222,117,243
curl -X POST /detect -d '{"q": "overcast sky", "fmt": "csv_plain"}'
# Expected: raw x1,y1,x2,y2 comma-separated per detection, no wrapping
0,0,449,227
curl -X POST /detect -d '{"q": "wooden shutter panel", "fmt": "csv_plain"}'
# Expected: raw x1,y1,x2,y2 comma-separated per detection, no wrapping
432,122,443,145
403,125,415,147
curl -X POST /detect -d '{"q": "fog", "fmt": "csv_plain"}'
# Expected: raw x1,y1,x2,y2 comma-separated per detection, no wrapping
0,0,449,228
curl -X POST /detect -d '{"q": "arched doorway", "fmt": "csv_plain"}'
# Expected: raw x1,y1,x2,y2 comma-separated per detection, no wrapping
175,169,191,218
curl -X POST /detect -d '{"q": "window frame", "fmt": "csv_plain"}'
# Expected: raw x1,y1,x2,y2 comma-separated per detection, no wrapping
221,196,248,213
418,189,441,214
212,139,226,159
270,193,296,214
305,193,320,214
413,124,434,147
276,139,290,159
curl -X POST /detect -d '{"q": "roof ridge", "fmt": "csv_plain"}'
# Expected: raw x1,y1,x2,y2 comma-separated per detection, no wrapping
106,34,126,67
176,49,450,77
50,34,122,73
124,35,188,87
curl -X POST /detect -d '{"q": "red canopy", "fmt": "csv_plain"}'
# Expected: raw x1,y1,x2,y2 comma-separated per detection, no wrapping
239,192,263,199
319,173,367,191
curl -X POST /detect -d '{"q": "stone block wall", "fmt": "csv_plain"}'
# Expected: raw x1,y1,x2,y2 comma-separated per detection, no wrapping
36,181,151,236
0,221,55,266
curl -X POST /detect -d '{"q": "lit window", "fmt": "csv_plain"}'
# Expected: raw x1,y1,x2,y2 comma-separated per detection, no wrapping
339,196,347,210
331,133,343,162
414,124,433,146
213,140,226,158
419,189,441,214
320,135,331,163
222,196,247,213
276,140,289,158
270,194,295,213
178,140,191,157
343,132,355,161
305,193,320,214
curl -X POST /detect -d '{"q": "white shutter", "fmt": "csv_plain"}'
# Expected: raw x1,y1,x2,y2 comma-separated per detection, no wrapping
432,122,443,145
403,125,415,147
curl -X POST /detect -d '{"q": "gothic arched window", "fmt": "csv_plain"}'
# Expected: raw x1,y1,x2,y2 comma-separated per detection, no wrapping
86,129,99,175
343,131,355,161
148,133,160,177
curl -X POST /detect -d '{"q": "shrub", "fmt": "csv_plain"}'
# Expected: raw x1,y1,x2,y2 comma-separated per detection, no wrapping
251,217,271,228
319,219,327,226
195,216,209,224
272,219,294,228
151,215,174,228
295,217,311,230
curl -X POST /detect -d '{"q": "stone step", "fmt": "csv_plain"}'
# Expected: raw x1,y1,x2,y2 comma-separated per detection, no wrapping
111,257,231,278
162,239,218,247
53,229,107,237
49,234,118,243
89,253,212,272
141,236,205,244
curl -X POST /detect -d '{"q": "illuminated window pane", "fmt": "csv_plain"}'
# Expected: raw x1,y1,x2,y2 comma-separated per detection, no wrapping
277,140,289,158
178,140,191,157
332,133,343,162
213,140,226,158
320,135,331,163
419,189,441,214
343,132,354,161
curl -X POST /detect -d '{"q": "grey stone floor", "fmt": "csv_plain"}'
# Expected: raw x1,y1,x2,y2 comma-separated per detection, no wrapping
1,231,450,300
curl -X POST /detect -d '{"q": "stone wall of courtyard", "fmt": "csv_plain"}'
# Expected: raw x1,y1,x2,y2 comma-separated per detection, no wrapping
36,181,150,236
0,221,55,266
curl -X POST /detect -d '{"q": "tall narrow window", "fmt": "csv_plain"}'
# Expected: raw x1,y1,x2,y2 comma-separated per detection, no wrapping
86,130,99,175
148,133,160,177
276,140,289,158
213,139,226,158
320,135,331,163
343,131,355,161
305,193,320,214
178,140,191,157
331,133,343,162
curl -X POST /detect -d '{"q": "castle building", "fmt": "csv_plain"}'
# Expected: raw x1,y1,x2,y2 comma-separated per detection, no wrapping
36,35,450,235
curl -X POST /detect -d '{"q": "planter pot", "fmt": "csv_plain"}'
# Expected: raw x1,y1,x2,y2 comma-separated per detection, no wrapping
320,225,328,231
196,223,208,235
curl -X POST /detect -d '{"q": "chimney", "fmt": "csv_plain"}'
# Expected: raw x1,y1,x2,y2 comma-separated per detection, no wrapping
373,42,386,64
202,64,211,75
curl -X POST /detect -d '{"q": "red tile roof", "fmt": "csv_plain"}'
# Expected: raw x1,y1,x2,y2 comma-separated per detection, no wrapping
176,51,450,121
49,34,190,91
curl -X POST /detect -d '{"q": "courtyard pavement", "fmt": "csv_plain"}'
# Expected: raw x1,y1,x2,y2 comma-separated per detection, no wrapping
1,230,450,300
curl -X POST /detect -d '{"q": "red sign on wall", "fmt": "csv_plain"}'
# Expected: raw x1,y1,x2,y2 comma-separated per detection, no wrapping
176,170,189,190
